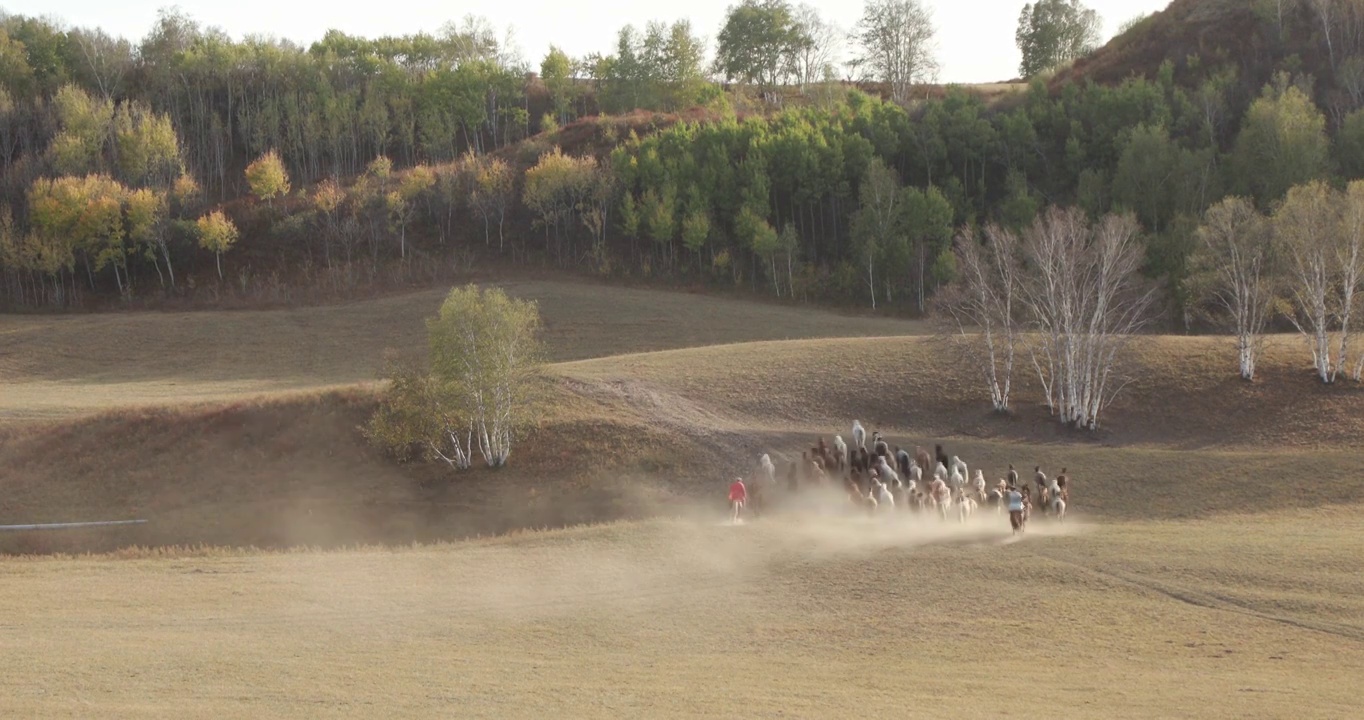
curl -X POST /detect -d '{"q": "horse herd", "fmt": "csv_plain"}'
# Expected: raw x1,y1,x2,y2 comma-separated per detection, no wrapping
743,420,1071,529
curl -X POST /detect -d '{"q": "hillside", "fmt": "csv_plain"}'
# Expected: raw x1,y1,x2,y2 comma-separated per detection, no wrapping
0,279,927,423
1054,0,1341,102
3,282,1361,553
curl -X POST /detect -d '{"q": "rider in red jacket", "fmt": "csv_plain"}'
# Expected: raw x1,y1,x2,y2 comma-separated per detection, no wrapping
729,478,747,522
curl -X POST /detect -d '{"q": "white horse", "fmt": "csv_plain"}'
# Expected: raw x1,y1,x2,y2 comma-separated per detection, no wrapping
759,453,776,485
955,490,977,523
875,457,900,486
948,467,965,493
875,480,895,510
930,478,951,520
950,456,969,487
852,420,866,449
833,435,848,469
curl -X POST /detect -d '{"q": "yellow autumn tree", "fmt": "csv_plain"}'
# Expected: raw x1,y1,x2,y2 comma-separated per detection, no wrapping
196,210,239,280
244,149,290,206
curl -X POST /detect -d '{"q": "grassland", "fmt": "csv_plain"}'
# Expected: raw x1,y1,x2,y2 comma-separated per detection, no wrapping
2,277,1362,717
0,279,926,423
3,512,1362,718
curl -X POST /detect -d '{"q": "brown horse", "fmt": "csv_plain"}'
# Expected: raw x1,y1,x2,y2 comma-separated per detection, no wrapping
915,446,933,478
851,447,871,475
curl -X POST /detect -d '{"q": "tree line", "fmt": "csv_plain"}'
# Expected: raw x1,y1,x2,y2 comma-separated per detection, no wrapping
4,0,1364,339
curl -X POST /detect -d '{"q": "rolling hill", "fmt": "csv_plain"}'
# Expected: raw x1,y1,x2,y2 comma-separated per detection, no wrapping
2,280,1363,718
1,280,1360,553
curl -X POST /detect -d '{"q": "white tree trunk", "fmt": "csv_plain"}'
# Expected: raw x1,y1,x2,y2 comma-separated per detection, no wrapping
867,258,876,310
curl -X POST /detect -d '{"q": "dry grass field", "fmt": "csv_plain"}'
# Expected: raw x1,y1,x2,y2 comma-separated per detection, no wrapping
2,278,1363,717
0,279,926,423
3,513,1362,718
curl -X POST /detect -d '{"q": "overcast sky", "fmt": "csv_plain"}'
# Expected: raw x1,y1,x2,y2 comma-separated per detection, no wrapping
3,0,1172,84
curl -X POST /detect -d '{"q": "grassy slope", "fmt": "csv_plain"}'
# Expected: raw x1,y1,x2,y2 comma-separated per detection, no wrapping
2,512,1362,718
0,279,925,551
3,280,1364,717
0,279,926,423
1,279,1361,551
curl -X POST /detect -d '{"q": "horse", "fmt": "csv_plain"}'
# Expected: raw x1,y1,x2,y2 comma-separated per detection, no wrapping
895,446,912,478
935,445,950,476
1050,495,1067,523
930,478,951,520
915,447,933,479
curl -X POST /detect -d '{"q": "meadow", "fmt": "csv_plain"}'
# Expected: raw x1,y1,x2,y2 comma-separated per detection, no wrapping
2,278,1362,718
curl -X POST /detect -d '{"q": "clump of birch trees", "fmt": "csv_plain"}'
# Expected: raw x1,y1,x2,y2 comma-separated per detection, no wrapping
939,207,1155,430
366,284,547,470
1186,182,1364,385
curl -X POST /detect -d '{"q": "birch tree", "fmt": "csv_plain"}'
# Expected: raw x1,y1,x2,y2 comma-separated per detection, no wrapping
1339,181,1364,381
387,164,435,259
849,157,902,309
1274,180,1341,382
367,284,546,470
936,223,1023,413
850,0,939,103
789,4,843,91
245,149,291,206
1191,196,1276,381
471,155,515,251
1020,207,1156,430
195,210,238,281
1015,0,1102,78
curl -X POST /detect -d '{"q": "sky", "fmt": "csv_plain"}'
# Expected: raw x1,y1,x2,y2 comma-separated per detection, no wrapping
3,0,1172,84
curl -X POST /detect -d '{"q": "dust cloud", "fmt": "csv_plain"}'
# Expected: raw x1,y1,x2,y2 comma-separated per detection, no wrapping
279,481,1090,630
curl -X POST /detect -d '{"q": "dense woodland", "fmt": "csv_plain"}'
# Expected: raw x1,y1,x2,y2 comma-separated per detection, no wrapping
2,0,1364,340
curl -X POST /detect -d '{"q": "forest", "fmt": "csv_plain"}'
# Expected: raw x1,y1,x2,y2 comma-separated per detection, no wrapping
2,0,1364,332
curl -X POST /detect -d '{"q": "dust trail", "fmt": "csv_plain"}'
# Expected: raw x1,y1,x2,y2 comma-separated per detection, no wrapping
296,495,1094,627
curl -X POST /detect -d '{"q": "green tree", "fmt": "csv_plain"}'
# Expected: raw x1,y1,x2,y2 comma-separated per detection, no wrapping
540,45,576,125
112,102,182,189
736,204,780,294
195,209,239,280
849,157,903,309
681,208,711,274
713,0,800,89
902,184,954,312
1111,123,1177,234
1232,77,1329,208
1016,0,1102,78
245,149,291,206
48,84,113,176
660,20,710,109
641,182,678,270
366,284,547,469
1337,108,1364,180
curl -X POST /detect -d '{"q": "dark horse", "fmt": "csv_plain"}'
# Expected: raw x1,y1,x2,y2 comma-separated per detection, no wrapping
935,444,950,476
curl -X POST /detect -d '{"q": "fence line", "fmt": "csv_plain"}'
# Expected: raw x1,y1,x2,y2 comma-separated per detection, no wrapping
0,520,148,532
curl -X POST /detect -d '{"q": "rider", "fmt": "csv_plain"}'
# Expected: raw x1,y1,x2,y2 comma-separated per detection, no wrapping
1006,485,1025,534
728,477,747,523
